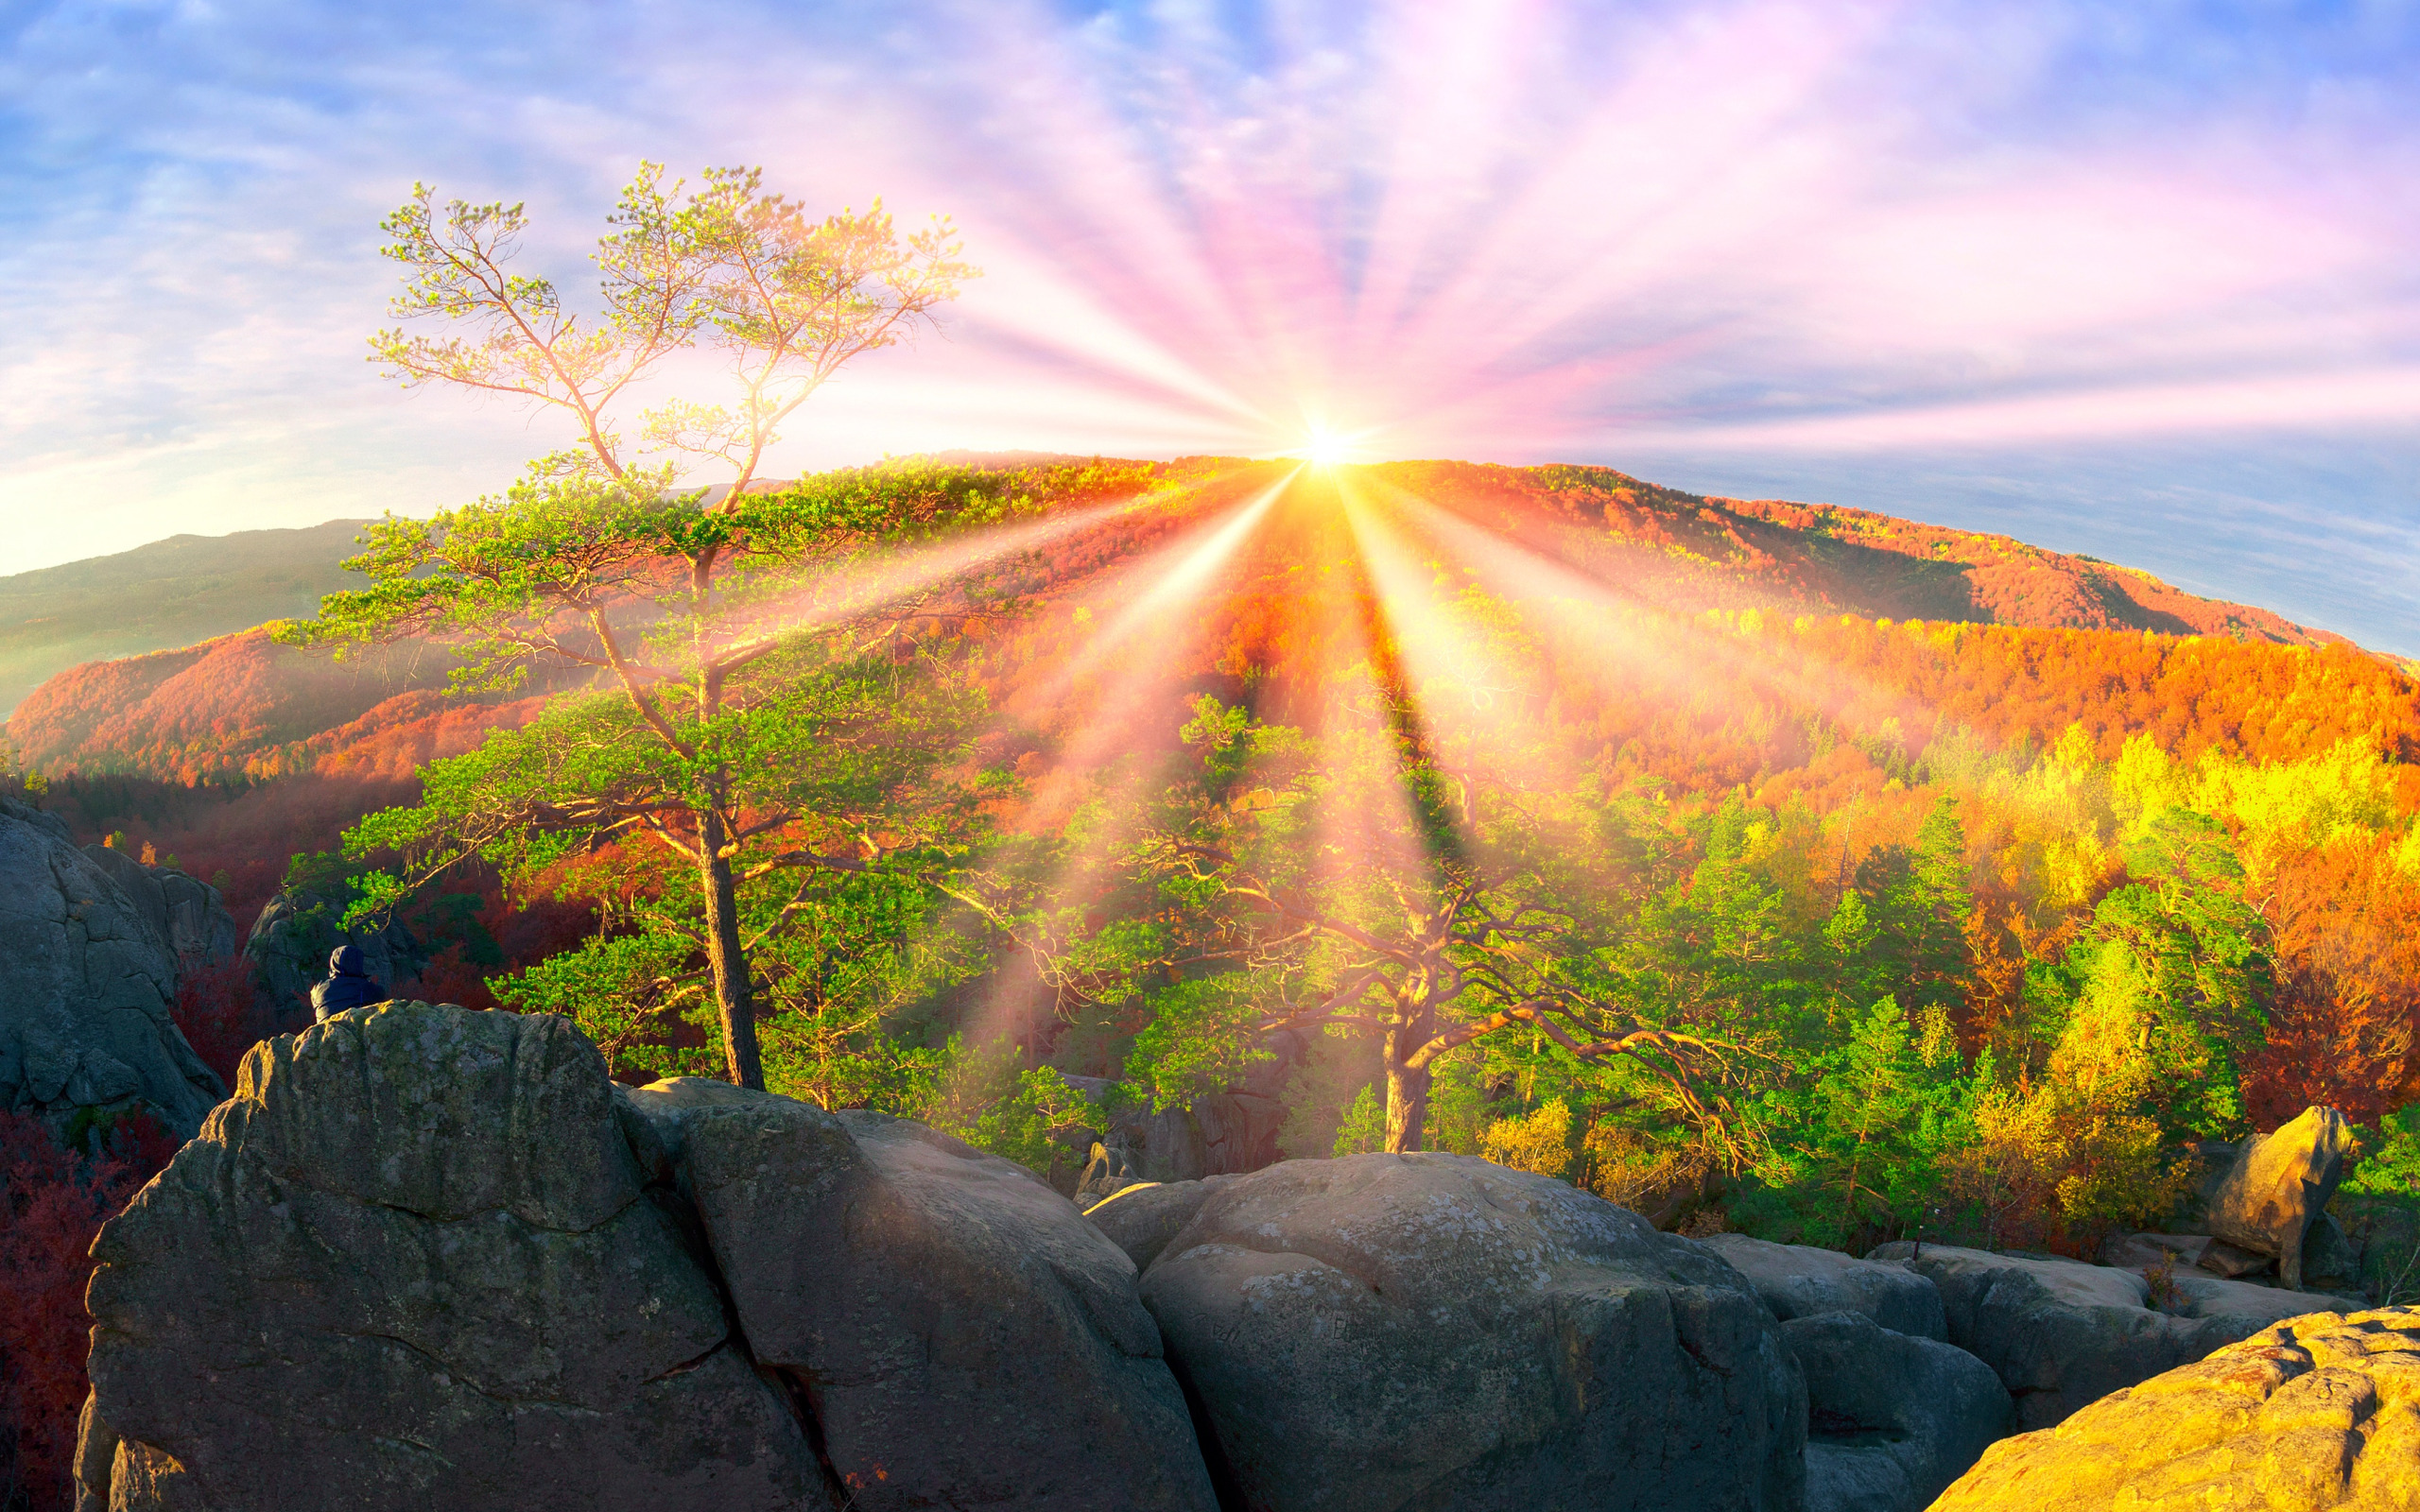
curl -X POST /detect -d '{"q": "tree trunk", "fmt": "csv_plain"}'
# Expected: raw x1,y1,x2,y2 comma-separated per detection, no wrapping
697,808,764,1091
1383,1039,1427,1154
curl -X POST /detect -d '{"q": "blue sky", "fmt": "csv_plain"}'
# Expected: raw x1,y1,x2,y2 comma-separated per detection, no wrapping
2,0,2416,651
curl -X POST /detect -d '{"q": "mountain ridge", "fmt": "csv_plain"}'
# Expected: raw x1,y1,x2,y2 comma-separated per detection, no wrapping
0,457,2380,783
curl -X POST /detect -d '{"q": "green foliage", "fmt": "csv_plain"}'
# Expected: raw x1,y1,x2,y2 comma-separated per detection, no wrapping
1332,1084,1386,1156
921,1037,1100,1176
2347,1105,2420,1201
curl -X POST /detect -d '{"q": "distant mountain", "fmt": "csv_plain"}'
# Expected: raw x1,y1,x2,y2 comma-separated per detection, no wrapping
0,458,2375,783
1390,461,2349,647
0,521,375,717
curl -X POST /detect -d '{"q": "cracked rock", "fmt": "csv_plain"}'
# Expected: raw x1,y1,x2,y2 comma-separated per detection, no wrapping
0,795,222,1138
1134,1153,1807,1512
82,1002,828,1512
618,1078,1216,1511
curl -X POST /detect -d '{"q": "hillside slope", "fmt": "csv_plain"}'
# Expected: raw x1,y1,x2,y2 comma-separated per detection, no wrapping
1384,461,2346,645
0,457,2371,783
0,520,376,717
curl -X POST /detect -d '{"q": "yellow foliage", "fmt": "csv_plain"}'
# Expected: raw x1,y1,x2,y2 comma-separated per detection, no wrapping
1480,1098,1573,1177
2191,738,2396,845
1581,1123,1714,1213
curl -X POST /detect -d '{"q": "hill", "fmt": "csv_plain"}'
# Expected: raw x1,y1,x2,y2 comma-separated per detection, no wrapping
0,458,2371,786
0,520,376,718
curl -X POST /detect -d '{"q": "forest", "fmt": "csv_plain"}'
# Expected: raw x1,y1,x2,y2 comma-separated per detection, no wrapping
10,450,2420,1504
13,454,2420,1243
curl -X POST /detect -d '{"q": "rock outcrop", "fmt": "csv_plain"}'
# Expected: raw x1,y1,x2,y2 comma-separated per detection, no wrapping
243,887,426,1032
1137,1154,1807,1511
79,843,239,968
79,1006,1215,1512
1702,1232,1947,1339
1061,1032,1301,1186
1872,1242,2284,1430
618,1077,1217,1512
1083,1177,1238,1273
83,1002,826,1512
2205,1106,2357,1291
1782,1309,2013,1512
0,795,223,1139
1930,1306,2420,1509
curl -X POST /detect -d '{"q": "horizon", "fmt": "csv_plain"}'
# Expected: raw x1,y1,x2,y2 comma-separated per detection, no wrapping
5,0,2417,659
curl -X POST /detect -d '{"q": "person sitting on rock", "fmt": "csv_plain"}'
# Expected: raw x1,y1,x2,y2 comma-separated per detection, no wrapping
309,944,387,1022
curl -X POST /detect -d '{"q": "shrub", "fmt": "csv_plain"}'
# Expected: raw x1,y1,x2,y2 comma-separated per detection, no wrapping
0,1109,173,1512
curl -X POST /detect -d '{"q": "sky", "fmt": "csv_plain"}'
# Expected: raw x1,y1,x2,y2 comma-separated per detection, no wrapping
2,0,2417,651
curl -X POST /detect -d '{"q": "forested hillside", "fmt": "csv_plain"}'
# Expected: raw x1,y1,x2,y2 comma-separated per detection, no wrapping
0,520,375,717
8,455,2415,1258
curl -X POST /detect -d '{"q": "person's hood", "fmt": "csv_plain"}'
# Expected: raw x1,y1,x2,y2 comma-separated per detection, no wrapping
328,943,368,978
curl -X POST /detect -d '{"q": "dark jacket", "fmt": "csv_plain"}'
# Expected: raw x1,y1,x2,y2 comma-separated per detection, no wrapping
310,943,386,1022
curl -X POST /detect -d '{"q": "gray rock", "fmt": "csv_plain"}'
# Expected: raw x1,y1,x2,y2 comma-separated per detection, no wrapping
1085,1177,1234,1273
2301,1210,2362,1291
2100,1232,2209,1270
1701,1233,1947,1339
83,1002,829,1512
0,795,223,1138
1782,1310,2013,1512
1139,1153,1806,1511
243,887,426,1032
81,845,239,968
2204,1106,2356,1290
74,1391,115,1512
1076,1135,1144,1203
619,1080,1217,1512
1871,1242,2276,1429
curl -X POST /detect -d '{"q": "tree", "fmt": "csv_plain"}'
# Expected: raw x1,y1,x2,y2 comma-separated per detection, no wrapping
283,165,977,1088
996,697,1749,1155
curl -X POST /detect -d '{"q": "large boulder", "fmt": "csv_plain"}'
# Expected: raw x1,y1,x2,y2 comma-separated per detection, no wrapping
616,1077,1217,1512
1136,1154,1807,1511
1700,1233,1946,1339
1930,1305,2420,1509
1781,1310,2013,1512
244,886,426,1031
0,795,223,1138
80,843,240,968
81,1001,827,1511
1084,1177,1236,1272
2205,1106,2357,1290
1871,1242,2282,1430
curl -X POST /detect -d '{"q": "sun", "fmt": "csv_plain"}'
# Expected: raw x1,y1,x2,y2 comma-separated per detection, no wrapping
1293,426,1361,468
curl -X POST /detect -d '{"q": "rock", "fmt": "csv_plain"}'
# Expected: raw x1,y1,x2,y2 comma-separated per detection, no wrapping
82,1002,829,1512
80,845,239,969
0,795,224,1138
2101,1232,2210,1270
1061,1034,1302,1184
1781,1310,2013,1512
1076,1135,1145,1203
73,1391,115,1512
1138,1153,1806,1511
2198,1237,2275,1278
1871,1242,2278,1429
619,1080,1216,1511
243,887,426,1032
2303,1211,2363,1293
1701,1233,1947,1339
1084,1177,1232,1273
1929,1305,2420,1510
2153,1272,2332,1325
2205,1106,2357,1290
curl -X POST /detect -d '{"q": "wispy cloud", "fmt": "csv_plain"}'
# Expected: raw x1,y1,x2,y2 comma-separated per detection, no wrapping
2,0,2415,648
